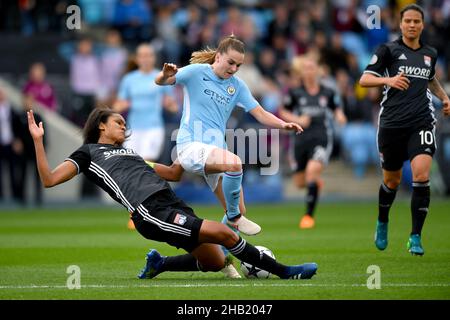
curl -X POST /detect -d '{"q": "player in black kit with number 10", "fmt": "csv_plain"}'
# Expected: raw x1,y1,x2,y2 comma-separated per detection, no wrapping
360,4,450,255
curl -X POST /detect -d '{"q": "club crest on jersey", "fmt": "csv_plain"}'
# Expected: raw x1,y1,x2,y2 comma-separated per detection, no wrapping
227,85,236,95
174,213,187,225
299,97,307,105
369,54,378,65
319,96,328,108
424,55,431,67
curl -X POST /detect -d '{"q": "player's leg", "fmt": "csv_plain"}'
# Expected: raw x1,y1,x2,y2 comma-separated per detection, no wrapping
137,208,317,280
375,127,404,250
292,142,310,228
406,125,435,256
198,220,318,279
214,179,244,278
407,154,432,256
299,160,324,229
205,147,260,235
375,169,401,250
292,171,306,189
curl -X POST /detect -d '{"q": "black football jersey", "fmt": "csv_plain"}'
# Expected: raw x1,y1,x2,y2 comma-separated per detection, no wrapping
66,144,170,212
283,85,338,136
363,37,437,128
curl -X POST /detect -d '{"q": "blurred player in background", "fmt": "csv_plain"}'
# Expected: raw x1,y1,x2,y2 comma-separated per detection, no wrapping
359,4,450,255
280,55,346,229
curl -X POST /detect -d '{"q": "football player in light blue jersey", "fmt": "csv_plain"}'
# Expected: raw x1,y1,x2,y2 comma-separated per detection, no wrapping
153,36,302,276
114,44,178,230
156,36,302,229
154,35,302,231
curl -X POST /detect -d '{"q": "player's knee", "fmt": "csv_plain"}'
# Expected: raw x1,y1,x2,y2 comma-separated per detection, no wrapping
217,225,239,247
384,177,401,189
225,156,242,172
227,163,242,173
412,173,429,182
294,179,305,189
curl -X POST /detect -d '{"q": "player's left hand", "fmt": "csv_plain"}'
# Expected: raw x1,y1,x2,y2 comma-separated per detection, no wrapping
27,110,44,140
283,122,303,134
443,99,450,116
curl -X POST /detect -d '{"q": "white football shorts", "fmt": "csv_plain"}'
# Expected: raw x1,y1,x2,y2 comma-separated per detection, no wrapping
177,141,223,191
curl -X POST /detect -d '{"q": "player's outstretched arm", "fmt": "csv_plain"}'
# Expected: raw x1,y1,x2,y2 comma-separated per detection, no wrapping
27,110,78,187
146,160,184,182
155,63,178,85
250,105,303,133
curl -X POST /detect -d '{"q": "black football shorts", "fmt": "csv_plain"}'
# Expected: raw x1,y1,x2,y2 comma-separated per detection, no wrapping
293,134,331,172
131,188,203,252
377,123,436,171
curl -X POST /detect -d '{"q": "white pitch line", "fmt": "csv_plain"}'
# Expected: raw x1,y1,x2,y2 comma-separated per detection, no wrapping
0,283,449,289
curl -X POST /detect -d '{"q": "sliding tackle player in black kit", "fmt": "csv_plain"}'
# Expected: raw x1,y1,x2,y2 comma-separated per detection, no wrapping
360,4,450,255
27,107,318,279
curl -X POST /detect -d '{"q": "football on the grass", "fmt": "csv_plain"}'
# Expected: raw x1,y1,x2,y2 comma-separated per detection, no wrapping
240,246,275,279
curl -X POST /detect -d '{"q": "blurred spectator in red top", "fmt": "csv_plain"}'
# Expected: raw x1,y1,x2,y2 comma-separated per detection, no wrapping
22,62,57,112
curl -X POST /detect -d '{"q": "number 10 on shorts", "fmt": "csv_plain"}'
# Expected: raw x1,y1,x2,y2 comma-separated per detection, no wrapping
419,130,434,145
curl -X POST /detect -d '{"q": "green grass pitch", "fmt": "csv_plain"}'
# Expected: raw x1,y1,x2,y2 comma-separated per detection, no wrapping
1,199,449,300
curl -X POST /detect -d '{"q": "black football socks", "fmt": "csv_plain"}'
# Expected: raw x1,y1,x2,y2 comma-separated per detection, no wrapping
306,181,319,217
378,182,397,223
411,181,430,236
160,254,203,272
228,237,287,278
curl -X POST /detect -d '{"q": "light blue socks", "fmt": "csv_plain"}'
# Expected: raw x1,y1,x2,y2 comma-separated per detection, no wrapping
222,171,243,220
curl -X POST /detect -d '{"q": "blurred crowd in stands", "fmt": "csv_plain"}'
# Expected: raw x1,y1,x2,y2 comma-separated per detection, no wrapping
1,0,449,204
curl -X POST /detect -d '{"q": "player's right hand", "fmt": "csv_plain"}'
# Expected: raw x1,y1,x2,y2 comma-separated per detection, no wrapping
27,110,44,140
297,115,311,128
388,72,410,91
162,63,178,77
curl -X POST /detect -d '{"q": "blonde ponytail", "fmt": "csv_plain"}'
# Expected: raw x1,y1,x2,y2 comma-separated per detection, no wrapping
189,35,245,65
189,48,217,64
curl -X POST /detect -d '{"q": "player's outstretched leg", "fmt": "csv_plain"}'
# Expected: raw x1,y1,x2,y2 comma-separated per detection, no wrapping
138,250,204,279
227,237,318,280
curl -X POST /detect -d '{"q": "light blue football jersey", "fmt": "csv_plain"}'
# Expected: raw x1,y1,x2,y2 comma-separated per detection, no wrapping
118,70,173,130
174,64,259,148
